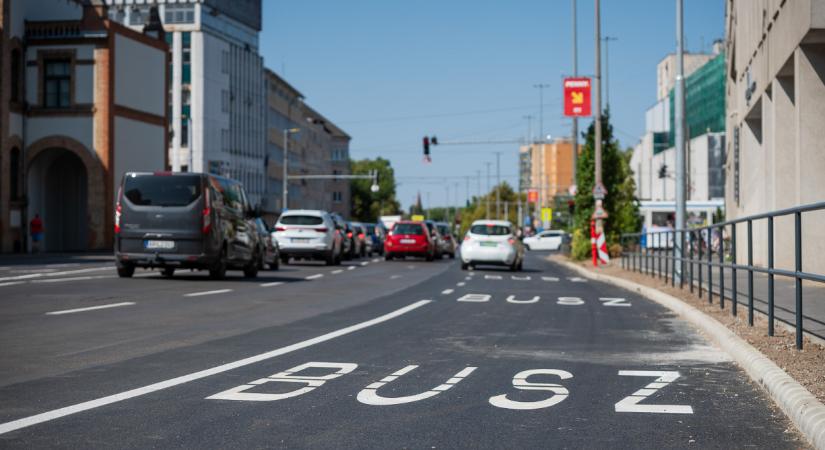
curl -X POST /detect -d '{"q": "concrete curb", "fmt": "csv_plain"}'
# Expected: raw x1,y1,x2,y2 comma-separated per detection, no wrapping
555,258,825,450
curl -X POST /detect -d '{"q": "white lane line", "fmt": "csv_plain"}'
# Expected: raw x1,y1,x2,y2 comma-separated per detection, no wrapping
0,266,114,283
348,266,356,271
184,289,233,297
45,302,136,316
0,281,25,287
372,258,380,263
331,269,344,275
441,289,454,295
390,275,402,280
0,299,432,436
32,275,115,284
259,281,284,287
456,282,466,287
360,262,369,267
305,274,324,280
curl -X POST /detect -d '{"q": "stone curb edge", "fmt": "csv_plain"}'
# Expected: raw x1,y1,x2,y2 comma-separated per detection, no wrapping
554,258,825,450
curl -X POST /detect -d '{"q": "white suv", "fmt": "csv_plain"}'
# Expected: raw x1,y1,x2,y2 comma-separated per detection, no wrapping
273,210,343,265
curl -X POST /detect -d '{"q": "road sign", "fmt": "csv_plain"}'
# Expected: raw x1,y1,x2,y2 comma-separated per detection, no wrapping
541,208,553,223
527,189,539,203
592,183,607,200
411,214,425,221
563,77,592,117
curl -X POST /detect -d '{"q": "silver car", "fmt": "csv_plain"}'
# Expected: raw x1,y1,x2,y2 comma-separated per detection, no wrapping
272,210,343,265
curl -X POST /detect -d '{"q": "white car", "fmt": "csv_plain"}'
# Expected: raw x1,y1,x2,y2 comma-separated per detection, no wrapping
460,220,524,271
523,230,565,251
272,210,343,265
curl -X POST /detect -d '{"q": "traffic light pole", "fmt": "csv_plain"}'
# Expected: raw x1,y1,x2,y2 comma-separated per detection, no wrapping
674,0,686,281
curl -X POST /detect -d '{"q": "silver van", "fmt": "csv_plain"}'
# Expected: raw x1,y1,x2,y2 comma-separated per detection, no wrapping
114,172,262,279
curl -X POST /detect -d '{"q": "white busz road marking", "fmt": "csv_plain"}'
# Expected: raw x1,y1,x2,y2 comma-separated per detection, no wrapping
45,302,136,316
615,371,693,414
506,295,540,304
0,300,432,436
208,362,692,414
457,294,630,307
457,293,491,302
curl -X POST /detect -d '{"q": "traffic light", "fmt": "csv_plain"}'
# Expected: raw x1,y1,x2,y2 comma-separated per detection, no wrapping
658,164,668,179
422,136,431,162
431,136,438,145
568,199,575,215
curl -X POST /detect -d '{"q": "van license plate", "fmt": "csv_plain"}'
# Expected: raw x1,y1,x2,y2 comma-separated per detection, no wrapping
145,240,175,250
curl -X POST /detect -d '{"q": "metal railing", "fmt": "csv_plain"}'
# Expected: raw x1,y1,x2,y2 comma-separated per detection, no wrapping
620,201,825,349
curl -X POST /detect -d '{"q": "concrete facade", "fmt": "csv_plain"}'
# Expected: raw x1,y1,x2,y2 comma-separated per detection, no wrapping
264,69,351,221
0,0,167,253
725,0,825,272
657,52,715,101
519,139,575,208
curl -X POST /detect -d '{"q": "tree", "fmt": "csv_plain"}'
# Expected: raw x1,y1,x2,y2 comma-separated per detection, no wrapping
350,158,401,221
571,110,641,260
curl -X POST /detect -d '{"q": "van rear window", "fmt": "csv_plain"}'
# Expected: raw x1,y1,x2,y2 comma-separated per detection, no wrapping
279,215,323,226
123,175,201,207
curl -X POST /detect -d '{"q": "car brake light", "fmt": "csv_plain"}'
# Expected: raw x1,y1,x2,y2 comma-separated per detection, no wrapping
508,238,515,245
275,226,286,232
316,227,328,233
202,190,212,234
114,186,123,234
358,233,365,239
464,235,471,241
347,232,353,238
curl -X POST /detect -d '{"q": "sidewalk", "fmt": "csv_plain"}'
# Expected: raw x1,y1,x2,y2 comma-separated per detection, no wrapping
0,252,113,267
625,255,825,341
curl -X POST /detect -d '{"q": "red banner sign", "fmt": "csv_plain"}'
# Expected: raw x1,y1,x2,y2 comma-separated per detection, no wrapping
563,77,592,117
527,189,539,203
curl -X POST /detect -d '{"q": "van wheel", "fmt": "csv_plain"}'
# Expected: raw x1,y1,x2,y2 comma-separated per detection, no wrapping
269,256,280,271
117,264,135,278
244,252,261,278
426,251,434,262
161,267,175,277
210,248,227,280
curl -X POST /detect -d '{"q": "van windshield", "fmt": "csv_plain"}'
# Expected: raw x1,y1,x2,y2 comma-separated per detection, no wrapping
123,175,201,207
280,215,323,226
470,224,511,236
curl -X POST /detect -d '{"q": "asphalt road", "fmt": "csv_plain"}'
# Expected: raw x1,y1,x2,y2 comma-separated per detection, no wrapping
0,251,804,448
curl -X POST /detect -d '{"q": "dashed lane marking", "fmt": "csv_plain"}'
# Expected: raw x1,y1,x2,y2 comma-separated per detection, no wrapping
441,289,454,295
348,266,356,271
45,302,136,316
332,269,344,275
511,275,531,281
184,289,233,297
567,277,588,283
360,262,369,267
31,275,115,284
456,282,466,287
484,275,502,280
260,281,284,287
390,275,402,279
0,300,432,436
372,258,381,263
0,281,25,287
542,276,560,282
305,274,324,280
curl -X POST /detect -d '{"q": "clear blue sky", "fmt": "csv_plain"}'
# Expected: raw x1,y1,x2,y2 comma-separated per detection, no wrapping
259,0,724,212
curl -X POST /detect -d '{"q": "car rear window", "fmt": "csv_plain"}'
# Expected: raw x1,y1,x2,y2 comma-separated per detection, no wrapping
279,215,323,226
392,223,424,235
123,175,201,207
470,224,511,236
437,225,451,236
366,225,376,235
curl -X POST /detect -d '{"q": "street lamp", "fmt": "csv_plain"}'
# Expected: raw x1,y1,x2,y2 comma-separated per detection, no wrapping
282,128,300,211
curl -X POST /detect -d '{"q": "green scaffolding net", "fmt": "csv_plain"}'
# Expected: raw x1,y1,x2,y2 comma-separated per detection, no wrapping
665,52,726,150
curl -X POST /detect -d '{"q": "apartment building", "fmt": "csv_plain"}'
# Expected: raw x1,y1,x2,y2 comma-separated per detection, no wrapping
0,0,167,253
104,0,267,207
725,0,825,272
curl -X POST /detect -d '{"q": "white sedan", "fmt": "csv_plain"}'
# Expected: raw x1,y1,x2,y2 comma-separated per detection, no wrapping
460,220,524,271
523,230,565,251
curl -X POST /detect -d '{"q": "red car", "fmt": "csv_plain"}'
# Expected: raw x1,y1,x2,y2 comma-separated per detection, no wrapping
384,221,435,261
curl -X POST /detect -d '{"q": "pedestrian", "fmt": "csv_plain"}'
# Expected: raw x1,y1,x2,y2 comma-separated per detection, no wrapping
30,214,43,253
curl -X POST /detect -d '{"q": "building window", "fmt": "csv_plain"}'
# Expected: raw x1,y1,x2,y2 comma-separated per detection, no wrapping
165,5,195,24
332,191,342,203
10,48,22,103
44,59,71,108
10,147,21,200
129,6,149,25
181,118,189,147
181,32,191,84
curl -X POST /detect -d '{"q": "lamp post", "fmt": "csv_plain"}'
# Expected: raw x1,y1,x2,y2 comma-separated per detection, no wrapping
282,128,300,212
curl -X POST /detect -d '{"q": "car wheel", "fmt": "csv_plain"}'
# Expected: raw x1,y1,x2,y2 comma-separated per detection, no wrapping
461,262,469,270
384,253,393,261
269,255,280,271
244,252,260,278
117,264,135,278
209,247,228,280
280,255,290,265
426,251,434,262
161,267,175,277
325,250,336,266
449,252,455,260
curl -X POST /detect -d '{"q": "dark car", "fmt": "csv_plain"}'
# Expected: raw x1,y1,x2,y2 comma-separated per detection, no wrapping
435,222,456,259
344,221,362,259
351,222,370,257
365,223,384,256
254,217,280,270
114,172,262,280
423,220,444,259
330,213,353,260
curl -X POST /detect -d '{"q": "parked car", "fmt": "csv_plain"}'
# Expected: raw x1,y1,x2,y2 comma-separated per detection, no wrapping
345,221,363,259
365,223,384,256
351,222,371,257
384,221,435,261
460,220,524,271
523,229,565,251
114,172,261,279
435,222,456,259
272,210,342,265
423,220,444,259
254,217,280,270
330,213,352,260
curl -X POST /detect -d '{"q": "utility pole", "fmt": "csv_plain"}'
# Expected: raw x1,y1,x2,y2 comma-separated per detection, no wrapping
476,170,482,199
593,0,606,250
674,0,686,281
445,184,451,223
485,162,492,218
534,84,551,142
495,152,502,219
454,182,460,224
426,191,431,219
571,0,579,186
602,36,618,111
